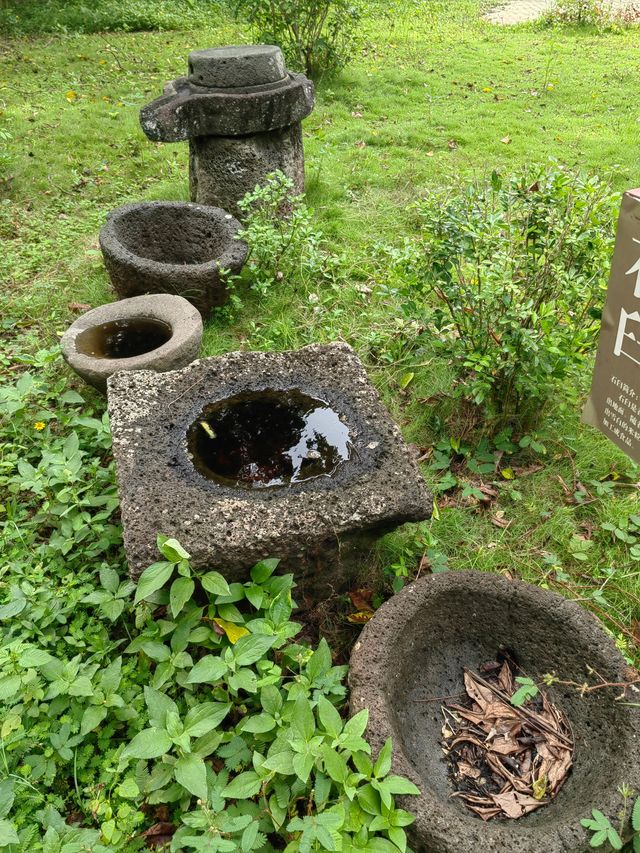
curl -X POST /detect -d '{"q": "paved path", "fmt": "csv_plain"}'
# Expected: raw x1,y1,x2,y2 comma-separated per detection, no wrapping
485,0,636,24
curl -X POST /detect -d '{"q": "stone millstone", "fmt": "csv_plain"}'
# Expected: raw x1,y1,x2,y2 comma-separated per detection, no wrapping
348,572,640,853
188,45,287,88
107,343,432,595
99,201,247,318
138,44,314,218
60,294,203,393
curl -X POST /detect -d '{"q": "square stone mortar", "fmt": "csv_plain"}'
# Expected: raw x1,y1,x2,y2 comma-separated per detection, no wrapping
107,343,432,593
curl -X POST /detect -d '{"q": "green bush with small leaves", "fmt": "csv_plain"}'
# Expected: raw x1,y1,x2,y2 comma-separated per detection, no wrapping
233,0,362,77
389,165,616,432
237,171,338,297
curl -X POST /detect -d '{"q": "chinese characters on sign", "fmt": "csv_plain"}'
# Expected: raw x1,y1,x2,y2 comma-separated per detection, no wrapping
583,189,640,462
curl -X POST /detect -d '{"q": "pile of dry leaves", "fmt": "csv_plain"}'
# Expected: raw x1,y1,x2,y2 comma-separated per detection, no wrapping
441,659,574,821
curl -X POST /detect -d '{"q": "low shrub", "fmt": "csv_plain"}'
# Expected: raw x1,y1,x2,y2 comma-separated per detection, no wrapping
389,165,617,433
232,0,362,77
237,171,338,297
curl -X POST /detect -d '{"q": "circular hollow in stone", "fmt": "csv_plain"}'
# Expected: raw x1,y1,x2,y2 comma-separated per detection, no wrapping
99,202,248,318
188,45,287,89
187,389,352,488
348,572,640,853
75,318,172,359
61,294,203,393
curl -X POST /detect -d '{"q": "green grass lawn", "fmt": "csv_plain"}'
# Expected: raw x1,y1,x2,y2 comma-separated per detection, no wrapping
2,1,640,656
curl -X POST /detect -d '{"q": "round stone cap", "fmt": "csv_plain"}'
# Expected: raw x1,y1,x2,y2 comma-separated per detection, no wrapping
188,45,287,89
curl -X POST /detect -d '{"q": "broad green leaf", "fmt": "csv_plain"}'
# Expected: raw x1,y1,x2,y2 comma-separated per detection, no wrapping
158,536,190,563
134,560,174,604
291,695,315,742
0,780,15,821
123,727,172,759
0,819,18,846
145,686,179,728
19,647,53,667
233,633,277,666
343,709,368,739
260,685,283,716
80,705,107,736
184,702,231,737
0,675,20,701
201,571,231,597
384,775,421,796
250,558,279,584
170,577,195,618
307,639,331,681
632,797,640,832
187,655,228,684
317,695,343,737
99,566,120,593
373,738,392,778
175,753,208,801
222,771,262,799
240,712,276,734
116,778,140,799
389,826,407,851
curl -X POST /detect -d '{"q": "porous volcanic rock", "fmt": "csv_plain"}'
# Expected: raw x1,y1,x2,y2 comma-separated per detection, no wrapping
139,45,314,218
107,343,432,594
61,294,203,393
99,201,247,317
348,571,640,853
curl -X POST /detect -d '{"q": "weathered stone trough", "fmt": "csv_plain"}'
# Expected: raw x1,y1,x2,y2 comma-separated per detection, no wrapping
61,294,202,393
107,343,432,595
139,45,314,219
99,201,247,317
349,571,640,852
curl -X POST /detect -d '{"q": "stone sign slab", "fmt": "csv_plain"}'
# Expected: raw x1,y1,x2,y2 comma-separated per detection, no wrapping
583,189,640,462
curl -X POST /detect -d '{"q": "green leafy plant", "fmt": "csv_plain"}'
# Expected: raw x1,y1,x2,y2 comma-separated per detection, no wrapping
582,793,640,850
233,0,362,77
0,354,420,852
510,677,539,707
394,165,616,431
237,171,337,297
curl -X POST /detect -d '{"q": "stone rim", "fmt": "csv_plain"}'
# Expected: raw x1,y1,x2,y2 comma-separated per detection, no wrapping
99,201,247,278
61,294,203,393
348,571,640,853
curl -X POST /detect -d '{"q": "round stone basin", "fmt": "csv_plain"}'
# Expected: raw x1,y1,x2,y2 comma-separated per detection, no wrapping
99,202,248,317
187,389,352,488
61,294,203,393
348,572,640,853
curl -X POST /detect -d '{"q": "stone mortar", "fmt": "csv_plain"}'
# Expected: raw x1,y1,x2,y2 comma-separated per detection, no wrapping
139,45,314,217
99,201,247,317
60,294,203,393
348,571,640,853
107,343,432,594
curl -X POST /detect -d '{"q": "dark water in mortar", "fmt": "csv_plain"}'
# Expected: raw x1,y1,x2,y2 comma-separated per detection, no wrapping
76,318,172,359
187,389,352,487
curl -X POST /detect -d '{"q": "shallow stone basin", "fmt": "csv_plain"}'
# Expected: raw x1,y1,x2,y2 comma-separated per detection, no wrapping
99,201,247,317
61,294,202,393
107,343,432,596
348,572,640,853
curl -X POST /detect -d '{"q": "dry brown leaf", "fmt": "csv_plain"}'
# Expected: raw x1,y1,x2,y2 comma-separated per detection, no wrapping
491,791,543,818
